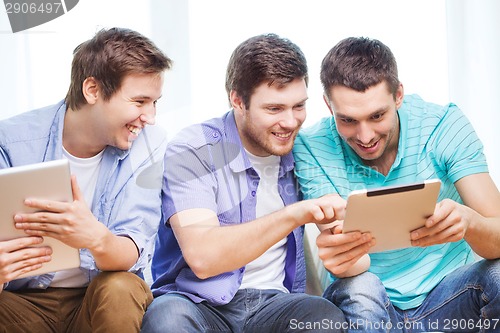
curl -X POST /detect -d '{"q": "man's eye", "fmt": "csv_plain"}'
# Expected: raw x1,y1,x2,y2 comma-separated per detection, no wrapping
295,103,306,110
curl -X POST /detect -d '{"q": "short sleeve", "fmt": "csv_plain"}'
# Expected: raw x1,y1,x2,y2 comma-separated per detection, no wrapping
429,104,488,183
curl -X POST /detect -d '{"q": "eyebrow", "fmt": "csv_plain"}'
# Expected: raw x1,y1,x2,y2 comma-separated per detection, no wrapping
263,97,309,107
336,105,389,119
131,95,162,100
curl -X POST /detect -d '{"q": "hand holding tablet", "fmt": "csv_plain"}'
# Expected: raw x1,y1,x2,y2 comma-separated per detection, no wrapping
0,160,81,278
342,179,441,253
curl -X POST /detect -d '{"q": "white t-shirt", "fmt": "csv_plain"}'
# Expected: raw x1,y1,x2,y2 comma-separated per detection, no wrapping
50,147,103,288
239,151,288,292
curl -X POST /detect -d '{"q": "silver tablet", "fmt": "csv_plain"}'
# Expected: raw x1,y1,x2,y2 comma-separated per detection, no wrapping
0,159,80,278
342,179,441,253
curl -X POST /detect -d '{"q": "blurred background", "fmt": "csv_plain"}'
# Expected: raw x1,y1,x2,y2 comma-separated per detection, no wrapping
1,0,499,185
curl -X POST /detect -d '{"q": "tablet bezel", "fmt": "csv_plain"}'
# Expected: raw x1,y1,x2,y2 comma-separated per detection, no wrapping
342,179,441,253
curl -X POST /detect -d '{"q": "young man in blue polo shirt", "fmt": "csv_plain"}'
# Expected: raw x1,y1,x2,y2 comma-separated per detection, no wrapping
142,34,346,333
293,37,500,332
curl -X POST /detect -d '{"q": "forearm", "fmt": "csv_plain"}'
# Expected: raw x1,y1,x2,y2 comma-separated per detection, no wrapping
455,173,500,259
89,227,139,271
177,205,302,279
465,216,500,259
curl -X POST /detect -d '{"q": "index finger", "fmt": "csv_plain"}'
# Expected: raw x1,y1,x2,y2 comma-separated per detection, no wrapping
23,198,67,213
1,237,44,253
317,228,364,247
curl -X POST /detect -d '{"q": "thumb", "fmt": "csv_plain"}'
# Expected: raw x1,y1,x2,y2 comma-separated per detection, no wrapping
70,175,84,202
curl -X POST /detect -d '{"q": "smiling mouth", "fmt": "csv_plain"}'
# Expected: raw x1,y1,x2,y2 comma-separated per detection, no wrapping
273,132,293,139
127,125,142,135
358,141,377,148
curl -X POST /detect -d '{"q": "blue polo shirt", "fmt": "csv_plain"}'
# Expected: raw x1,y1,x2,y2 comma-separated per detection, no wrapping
151,111,306,306
293,94,488,309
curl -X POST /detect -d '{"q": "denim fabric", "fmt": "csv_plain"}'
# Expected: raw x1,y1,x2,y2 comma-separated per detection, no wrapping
141,289,347,333
324,259,500,333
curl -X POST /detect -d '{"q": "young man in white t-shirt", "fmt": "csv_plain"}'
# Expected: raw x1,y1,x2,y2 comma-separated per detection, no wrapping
0,27,172,332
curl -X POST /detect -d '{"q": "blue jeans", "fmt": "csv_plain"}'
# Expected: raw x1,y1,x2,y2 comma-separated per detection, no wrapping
323,259,500,333
141,289,346,333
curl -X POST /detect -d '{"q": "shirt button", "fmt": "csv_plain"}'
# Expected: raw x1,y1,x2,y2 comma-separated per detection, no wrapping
38,283,44,288
251,191,256,197
221,296,226,301
212,132,219,138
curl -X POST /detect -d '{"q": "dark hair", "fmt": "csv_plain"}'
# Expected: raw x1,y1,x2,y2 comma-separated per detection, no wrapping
320,37,399,100
225,33,308,109
65,27,173,110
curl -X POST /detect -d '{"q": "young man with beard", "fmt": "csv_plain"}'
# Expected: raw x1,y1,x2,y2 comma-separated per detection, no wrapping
293,36,500,332
141,34,346,333
0,27,172,332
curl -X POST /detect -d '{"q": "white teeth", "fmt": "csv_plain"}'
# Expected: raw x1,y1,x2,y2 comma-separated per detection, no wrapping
274,132,291,138
360,142,376,148
127,125,141,135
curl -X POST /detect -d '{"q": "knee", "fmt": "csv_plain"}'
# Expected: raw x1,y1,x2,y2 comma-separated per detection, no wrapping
92,272,147,291
299,295,346,323
476,259,500,290
324,272,388,308
326,271,385,298
89,272,152,307
141,294,196,333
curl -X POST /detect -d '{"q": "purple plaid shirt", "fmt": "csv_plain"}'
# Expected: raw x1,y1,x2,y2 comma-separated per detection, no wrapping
151,111,306,306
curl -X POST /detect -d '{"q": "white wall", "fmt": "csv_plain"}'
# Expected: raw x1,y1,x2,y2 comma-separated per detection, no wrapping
1,0,497,185
446,0,500,185
183,0,450,129
0,0,154,119
0,0,449,131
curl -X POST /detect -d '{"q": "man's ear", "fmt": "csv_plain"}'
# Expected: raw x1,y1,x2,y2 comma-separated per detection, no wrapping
395,83,404,109
82,77,99,105
229,90,245,114
323,94,334,116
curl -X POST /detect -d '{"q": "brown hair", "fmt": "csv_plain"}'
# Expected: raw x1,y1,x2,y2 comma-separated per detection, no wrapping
320,37,399,100
65,27,172,110
225,33,308,109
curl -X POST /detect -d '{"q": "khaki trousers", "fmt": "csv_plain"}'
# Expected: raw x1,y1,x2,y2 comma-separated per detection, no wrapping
0,271,153,333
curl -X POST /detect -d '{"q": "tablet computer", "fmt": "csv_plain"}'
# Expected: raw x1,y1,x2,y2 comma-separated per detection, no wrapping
0,159,81,278
342,179,441,253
